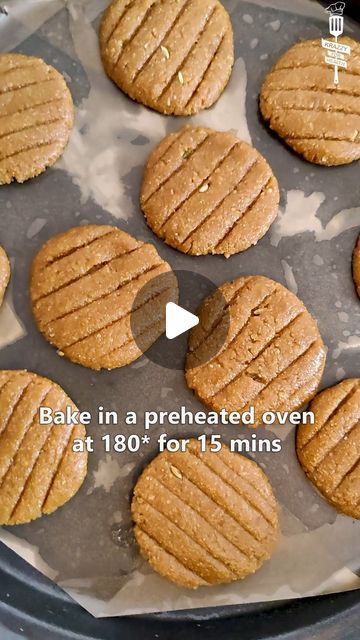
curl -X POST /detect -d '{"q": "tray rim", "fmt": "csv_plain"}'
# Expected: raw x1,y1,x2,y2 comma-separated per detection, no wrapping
1,2,360,638
1,542,359,640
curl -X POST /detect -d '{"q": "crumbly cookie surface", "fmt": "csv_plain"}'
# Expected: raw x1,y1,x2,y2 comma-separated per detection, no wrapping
260,37,360,166
186,275,326,421
99,0,234,116
0,369,87,525
31,225,177,370
0,53,74,184
141,126,279,256
297,379,360,519
0,246,10,305
132,439,279,588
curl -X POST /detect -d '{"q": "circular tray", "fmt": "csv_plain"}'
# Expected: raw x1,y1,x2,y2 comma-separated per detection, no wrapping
1,542,359,639
0,1,359,638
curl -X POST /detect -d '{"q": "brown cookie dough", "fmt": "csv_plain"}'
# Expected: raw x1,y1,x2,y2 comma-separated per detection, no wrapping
297,379,360,519
0,246,10,306
140,126,279,256
259,37,360,166
99,0,234,116
353,234,360,298
131,438,279,589
186,275,326,423
0,53,74,185
30,225,177,370
0,369,87,526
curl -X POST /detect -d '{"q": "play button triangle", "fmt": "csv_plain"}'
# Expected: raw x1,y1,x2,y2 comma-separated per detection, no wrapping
165,302,199,340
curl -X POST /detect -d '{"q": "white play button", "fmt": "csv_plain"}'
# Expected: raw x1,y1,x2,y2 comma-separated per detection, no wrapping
166,302,199,340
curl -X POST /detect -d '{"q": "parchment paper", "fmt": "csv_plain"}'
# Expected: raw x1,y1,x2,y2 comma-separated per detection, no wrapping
0,0,359,618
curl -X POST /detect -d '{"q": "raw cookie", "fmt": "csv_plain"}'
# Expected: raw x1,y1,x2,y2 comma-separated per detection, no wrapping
353,234,360,298
186,275,326,423
259,37,360,166
0,53,74,184
0,246,10,306
30,225,177,370
140,126,279,256
0,369,87,525
297,379,360,519
131,438,279,589
99,0,234,116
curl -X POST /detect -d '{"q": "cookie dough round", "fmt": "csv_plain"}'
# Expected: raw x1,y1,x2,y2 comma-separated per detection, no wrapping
140,126,279,256
99,0,234,116
0,53,74,184
0,369,87,526
30,225,177,370
353,234,360,298
297,379,360,519
260,37,360,166
0,246,10,306
131,438,279,588
186,275,326,422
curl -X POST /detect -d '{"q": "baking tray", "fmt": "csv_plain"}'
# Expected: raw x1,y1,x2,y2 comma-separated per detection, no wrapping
0,0,360,637
1,543,359,639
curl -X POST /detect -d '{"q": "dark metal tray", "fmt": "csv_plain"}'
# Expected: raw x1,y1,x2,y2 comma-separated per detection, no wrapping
0,0,359,638
1,542,359,639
